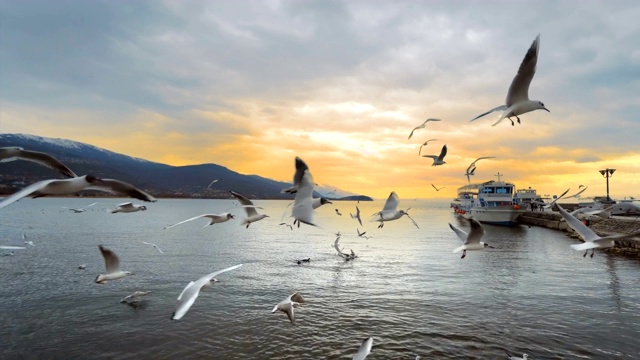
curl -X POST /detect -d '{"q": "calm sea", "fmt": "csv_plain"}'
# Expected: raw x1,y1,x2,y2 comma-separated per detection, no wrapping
1,198,639,359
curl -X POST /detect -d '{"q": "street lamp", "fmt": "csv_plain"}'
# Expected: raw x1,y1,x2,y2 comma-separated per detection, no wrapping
599,168,616,202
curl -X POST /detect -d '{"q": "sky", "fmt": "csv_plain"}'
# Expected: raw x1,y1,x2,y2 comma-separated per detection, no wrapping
1,0,639,200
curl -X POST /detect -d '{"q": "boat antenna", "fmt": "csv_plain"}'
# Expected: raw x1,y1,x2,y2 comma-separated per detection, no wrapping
494,172,503,182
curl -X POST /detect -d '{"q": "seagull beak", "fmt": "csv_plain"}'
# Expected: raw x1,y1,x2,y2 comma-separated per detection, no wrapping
543,107,550,112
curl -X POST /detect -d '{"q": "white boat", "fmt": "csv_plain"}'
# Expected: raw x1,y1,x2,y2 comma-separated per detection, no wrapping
513,186,543,210
451,175,525,226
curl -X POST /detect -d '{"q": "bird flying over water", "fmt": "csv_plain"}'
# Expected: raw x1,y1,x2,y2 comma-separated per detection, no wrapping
418,139,439,156
506,351,529,360
63,202,100,213
372,192,419,229
95,245,131,284
142,241,164,254
230,191,269,228
111,202,148,214
281,157,309,194
171,264,243,320
449,218,494,259
350,206,363,226
272,292,305,325
469,34,549,126
353,337,373,360
163,213,235,229
465,157,496,183
408,119,441,139
422,144,447,166
0,146,77,178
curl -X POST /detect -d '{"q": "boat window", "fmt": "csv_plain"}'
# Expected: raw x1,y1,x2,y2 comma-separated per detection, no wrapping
495,187,512,194
482,187,495,193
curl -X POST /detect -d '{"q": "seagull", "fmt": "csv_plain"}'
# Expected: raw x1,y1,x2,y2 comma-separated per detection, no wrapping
229,191,269,228
207,179,220,188
163,213,235,229
296,258,311,265
63,202,100,213
0,174,156,210
292,165,318,228
0,146,77,178
111,202,148,214
465,157,496,183
372,192,419,229
357,229,369,239
422,144,447,166
335,209,342,216
142,241,164,254
120,291,152,304
333,235,350,259
281,157,309,194
353,337,373,360
78,264,86,270
350,206,363,226
418,139,439,156
506,351,529,360
557,203,640,258
449,218,494,259
279,222,294,230
272,292,305,325
469,34,549,126
431,184,445,192
22,233,35,247
171,263,243,320
95,245,131,284
578,184,585,189
408,118,441,140
564,186,588,199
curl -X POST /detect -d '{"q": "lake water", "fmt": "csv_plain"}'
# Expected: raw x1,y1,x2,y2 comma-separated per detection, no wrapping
1,198,639,359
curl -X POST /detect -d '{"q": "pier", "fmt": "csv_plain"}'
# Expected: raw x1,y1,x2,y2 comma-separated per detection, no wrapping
519,210,640,257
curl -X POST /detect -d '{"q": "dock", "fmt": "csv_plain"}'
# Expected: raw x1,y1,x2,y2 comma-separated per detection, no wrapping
519,211,640,257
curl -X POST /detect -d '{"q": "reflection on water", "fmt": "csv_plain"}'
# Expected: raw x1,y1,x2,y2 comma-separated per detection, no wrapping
1,198,640,359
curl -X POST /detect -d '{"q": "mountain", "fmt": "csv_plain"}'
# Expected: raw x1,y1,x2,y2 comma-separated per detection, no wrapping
0,133,373,200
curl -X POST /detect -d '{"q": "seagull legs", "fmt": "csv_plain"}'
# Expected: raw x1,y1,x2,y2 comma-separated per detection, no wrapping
461,250,466,259
378,222,384,229
583,250,588,257
516,115,521,124
590,249,595,258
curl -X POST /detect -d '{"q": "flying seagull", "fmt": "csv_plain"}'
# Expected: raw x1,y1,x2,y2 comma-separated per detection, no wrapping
418,139,439,156
0,146,77,178
272,292,305,325
422,144,447,166
469,34,549,126
142,241,164,254
408,118,441,140
0,174,156,210
62,202,100,213
163,213,235,229
335,209,342,216
557,203,640,258
449,218,494,259
229,191,268,228
291,162,319,228
281,157,309,194
120,291,152,304
207,179,220,188
465,157,496,183
95,245,131,284
372,192,419,229
353,337,373,360
431,184,445,192
171,264,243,320
350,206,363,226
506,351,529,360
111,202,148,214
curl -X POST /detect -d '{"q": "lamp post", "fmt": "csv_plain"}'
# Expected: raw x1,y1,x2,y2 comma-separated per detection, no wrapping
599,168,616,202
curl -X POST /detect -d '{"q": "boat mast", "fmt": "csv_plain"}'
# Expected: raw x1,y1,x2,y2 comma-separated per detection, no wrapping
494,172,503,182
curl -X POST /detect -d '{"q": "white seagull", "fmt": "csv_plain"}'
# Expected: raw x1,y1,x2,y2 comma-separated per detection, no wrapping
95,245,131,284
281,157,309,194
272,292,305,325
431,184,445,192
353,337,373,360
469,34,549,126
163,213,235,229
350,206,363,226
292,166,318,227
422,144,447,166
142,241,164,254
0,146,77,178
111,202,148,214
372,192,419,229
0,174,156,210
171,263,243,320
418,139,439,156
312,197,332,209
229,191,269,228
207,179,220,188
506,351,529,360
408,118,441,140
465,157,496,183
63,202,100,213
557,203,640,258
449,218,494,259
22,233,35,247
120,291,152,304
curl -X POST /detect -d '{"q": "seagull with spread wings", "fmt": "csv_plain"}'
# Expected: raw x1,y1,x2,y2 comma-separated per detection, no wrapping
229,191,269,228
408,119,441,140
422,144,447,166
465,157,496,183
372,192,419,229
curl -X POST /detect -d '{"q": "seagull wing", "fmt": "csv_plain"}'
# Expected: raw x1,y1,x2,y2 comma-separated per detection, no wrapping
408,127,418,140
382,192,400,212
90,179,156,202
356,206,362,226
466,157,496,173
117,202,134,209
282,157,309,193
98,245,120,274
353,337,373,360
506,34,540,106
556,203,600,242
14,149,77,178
448,223,468,243
566,186,588,199
469,105,508,122
292,170,317,226
163,214,209,230
438,144,448,161
230,191,259,217
465,218,485,245
0,179,57,210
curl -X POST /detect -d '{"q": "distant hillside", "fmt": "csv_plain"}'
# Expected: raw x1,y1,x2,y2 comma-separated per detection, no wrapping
0,133,373,201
